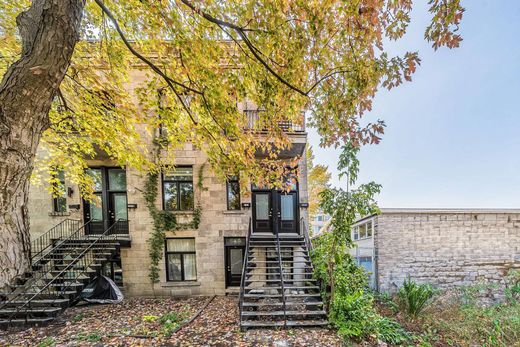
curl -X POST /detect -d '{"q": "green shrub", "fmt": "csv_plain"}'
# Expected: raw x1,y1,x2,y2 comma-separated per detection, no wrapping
37,337,55,347
375,317,412,345
398,278,434,318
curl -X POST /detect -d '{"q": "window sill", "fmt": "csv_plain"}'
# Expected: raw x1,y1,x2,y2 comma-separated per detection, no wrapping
222,210,244,215
168,211,195,215
48,212,71,217
160,281,201,287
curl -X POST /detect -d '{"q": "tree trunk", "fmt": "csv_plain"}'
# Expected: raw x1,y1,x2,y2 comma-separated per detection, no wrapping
0,0,85,289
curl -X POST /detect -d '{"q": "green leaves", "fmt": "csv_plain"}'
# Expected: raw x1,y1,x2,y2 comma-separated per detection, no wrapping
397,277,435,319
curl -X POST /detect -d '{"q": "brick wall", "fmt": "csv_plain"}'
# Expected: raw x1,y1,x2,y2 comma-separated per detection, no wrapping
376,210,520,292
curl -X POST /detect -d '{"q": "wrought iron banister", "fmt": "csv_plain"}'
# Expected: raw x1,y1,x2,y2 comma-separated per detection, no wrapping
1,221,93,312
238,217,252,329
6,220,124,325
244,110,305,132
275,229,288,328
31,219,81,264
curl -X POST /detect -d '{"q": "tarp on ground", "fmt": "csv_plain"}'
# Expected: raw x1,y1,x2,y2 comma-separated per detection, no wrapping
80,275,124,304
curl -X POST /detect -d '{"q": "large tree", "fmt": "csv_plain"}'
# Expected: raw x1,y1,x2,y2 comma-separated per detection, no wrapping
0,0,463,287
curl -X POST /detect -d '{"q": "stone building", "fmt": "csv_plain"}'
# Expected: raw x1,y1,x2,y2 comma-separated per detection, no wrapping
351,208,520,292
26,69,310,298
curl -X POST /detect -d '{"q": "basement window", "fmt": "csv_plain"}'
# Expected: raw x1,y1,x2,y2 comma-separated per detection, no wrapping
165,238,197,281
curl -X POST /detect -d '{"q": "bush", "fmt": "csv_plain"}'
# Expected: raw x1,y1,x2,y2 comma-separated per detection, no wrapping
397,278,434,318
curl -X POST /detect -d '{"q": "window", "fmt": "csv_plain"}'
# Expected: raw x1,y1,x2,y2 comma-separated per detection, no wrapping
353,221,373,240
226,176,240,210
52,170,67,213
352,226,359,240
316,215,323,222
162,167,194,211
165,238,197,281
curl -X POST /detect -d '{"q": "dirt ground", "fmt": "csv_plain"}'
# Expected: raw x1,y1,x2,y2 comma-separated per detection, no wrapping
0,296,343,346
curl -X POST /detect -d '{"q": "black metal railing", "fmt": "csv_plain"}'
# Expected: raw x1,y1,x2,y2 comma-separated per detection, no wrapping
1,221,93,312
31,219,82,264
238,218,252,329
275,224,288,327
244,110,305,132
4,220,124,325
301,217,319,286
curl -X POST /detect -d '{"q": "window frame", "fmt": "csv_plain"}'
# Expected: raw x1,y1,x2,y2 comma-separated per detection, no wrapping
162,166,194,211
164,238,197,282
352,220,374,241
226,176,241,210
52,169,67,213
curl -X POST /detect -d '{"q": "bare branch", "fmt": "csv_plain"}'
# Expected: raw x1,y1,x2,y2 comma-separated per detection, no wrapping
94,0,202,96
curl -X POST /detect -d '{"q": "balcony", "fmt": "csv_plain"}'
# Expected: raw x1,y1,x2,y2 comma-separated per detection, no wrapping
244,110,305,133
244,110,306,159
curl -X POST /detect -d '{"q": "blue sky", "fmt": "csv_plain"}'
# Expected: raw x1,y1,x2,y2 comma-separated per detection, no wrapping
308,1,520,208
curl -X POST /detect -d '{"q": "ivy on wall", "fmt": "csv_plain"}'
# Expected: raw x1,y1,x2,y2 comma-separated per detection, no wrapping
144,169,203,283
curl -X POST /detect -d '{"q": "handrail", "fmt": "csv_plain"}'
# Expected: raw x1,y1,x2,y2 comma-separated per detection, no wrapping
30,219,81,263
301,217,321,290
31,220,92,266
275,229,287,328
238,217,252,329
6,220,123,325
0,220,93,312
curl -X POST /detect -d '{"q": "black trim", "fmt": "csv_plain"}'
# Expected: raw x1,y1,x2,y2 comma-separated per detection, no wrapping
161,166,194,211
52,170,67,213
226,177,241,210
165,238,197,282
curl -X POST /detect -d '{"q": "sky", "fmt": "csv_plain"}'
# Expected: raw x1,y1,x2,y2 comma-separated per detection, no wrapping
308,1,520,209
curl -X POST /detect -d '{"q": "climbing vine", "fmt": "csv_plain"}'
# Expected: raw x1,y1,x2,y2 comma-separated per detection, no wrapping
144,168,203,284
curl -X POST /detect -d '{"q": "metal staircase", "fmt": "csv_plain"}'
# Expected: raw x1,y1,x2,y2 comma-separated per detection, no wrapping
0,220,127,329
239,218,327,329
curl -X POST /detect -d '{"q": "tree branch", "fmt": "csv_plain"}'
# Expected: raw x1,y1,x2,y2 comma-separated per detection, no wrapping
94,0,202,96
179,0,309,96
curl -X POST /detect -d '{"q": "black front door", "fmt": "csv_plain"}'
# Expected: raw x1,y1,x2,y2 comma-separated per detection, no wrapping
252,190,273,233
225,237,246,287
277,191,298,234
252,190,298,234
83,167,127,234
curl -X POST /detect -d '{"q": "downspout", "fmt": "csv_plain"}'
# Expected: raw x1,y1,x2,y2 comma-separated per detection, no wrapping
374,215,379,292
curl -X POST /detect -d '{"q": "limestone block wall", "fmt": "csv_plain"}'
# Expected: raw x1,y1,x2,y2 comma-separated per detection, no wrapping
375,210,520,292
28,170,82,239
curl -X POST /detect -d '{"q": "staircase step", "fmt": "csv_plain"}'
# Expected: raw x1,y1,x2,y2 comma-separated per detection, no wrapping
2,299,70,307
241,310,326,317
0,307,61,316
244,294,282,298
242,301,324,307
245,286,319,291
0,317,53,328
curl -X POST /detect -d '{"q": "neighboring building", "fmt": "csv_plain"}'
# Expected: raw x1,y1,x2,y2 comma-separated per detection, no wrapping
309,211,330,237
350,209,520,292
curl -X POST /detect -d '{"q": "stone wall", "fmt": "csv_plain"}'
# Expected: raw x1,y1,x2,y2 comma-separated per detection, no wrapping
376,210,520,293
28,142,309,297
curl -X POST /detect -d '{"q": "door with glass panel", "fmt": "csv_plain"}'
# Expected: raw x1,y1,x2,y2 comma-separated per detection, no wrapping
83,167,127,234
224,237,245,287
252,191,273,233
252,190,299,234
277,192,298,233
